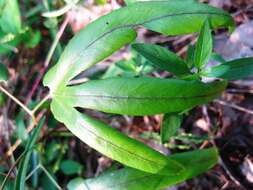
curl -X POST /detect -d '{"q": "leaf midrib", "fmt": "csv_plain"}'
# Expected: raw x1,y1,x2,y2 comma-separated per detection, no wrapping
54,89,223,101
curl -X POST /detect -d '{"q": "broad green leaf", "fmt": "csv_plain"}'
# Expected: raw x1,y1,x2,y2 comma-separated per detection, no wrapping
194,19,213,69
15,117,45,190
0,63,9,82
0,0,21,34
132,43,190,76
67,148,218,190
202,57,253,80
43,1,234,93
161,113,183,144
53,77,227,116
50,99,185,175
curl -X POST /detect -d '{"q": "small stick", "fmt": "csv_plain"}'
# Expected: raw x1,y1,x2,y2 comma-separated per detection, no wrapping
5,110,45,157
0,85,36,124
214,99,253,115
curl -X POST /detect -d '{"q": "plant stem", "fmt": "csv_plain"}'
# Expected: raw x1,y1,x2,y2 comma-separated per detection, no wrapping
31,94,51,114
0,85,36,124
25,15,69,104
25,164,40,181
40,164,63,190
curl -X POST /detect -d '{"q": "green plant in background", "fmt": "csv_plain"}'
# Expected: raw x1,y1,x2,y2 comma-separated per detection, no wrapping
1,0,253,189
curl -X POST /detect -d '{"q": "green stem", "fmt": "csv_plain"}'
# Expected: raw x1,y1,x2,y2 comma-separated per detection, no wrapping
40,165,63,190
31,94,51,114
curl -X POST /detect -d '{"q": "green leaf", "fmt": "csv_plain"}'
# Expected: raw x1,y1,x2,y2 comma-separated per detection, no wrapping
14,117,45,190
161,113,183,144
202,57,253,80
53,77,227,116
50,99,185,175
194,19,213,69
124,0,197,6
60,160,83,175
210,53,226,64
43,1,234,93
0,63,9,82
0,0,22,34
67,148,218,190
186,45,195,69
132,43,190,76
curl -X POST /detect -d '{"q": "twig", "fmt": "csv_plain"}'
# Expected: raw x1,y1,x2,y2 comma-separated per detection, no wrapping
25,15,69,104
0,85,36,124
214,99,253,115
5,110,45,157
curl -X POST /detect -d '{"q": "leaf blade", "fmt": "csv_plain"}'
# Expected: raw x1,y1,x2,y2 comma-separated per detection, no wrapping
54,77,227,116
161,113,182,144
51,99,185,175
67,148,218,190
132,43,190,76
194,19,213,69
202,57,253,80
43,1,234,92
0,0,22,34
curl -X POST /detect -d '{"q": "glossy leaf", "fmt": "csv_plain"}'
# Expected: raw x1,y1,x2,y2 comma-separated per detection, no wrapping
14,117,44,190
50,99,185,175
132,43,190,76
0,63,9,82
202,57,253,80
67,148,218,190
161,113,183,144
53,77,227,116
43,1,234,93
0,0,21,34
194,19,213,69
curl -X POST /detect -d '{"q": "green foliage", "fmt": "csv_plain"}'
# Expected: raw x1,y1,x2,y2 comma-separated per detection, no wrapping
5,0,253,189
132,43,190,76
186,45,195,69
43,1,234,92
40,1,235,189
0,0,21,34
0,63,9,82
194,19,213,69
161,113,183,144
67,148,218,190
14,117,44,190
60,160,83,176
53,77,227,116
202,57,253,80
50,100,184,175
